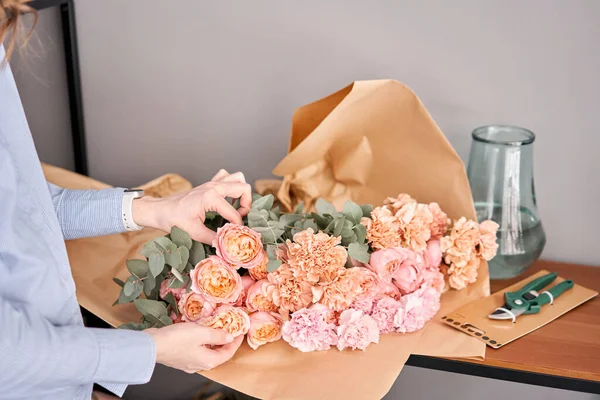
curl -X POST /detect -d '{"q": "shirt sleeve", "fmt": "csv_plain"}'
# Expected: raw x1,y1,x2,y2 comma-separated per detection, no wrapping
47,183,128,240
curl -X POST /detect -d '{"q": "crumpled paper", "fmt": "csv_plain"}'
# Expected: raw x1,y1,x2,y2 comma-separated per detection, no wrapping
43,79,488,400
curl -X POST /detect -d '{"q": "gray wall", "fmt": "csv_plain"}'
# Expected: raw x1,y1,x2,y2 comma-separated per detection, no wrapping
10,1,599,399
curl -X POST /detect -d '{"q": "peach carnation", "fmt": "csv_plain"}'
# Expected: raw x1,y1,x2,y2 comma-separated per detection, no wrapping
428,202,450,239
198,305,250,338
345,266,381,300
268,264,313,313
246,279,278,312
177,292,215,322
447,257,481,290
383,193,416,214
247,312,284,350
214,223,265,269
440,217,481,268
284,229,347,284
190,256,243,304
362,207,402,251
312,270,360,312
477,220,499,261
396,202,433,252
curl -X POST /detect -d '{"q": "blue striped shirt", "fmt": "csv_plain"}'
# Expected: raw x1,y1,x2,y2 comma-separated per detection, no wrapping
0,46,156,399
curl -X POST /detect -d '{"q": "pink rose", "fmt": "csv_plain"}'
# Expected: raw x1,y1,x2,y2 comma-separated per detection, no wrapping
370,296,402,333
368,247,414,282
246,279,278,312
234,275,256,307
247,312,284,350
190,256,243,304
336,309,380,351
213,223,265,269
345,267,381,300
177,292,215,322
169,311,184,324
422,240,442,270
198,305,250,338
392,252,424,295
420,267,445,294
159,279,188,301
281,304,338,352
393,285,441,333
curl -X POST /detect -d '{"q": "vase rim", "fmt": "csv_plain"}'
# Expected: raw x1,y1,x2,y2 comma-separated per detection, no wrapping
472,125,535,146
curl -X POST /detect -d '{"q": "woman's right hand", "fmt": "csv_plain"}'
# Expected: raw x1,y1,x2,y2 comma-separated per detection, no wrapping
146,323,243,373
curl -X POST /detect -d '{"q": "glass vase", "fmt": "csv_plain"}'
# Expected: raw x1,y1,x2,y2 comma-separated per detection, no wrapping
466,125,546,280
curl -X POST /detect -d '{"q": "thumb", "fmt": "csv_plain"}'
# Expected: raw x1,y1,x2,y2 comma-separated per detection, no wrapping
187,222,217,245
197,326,235,345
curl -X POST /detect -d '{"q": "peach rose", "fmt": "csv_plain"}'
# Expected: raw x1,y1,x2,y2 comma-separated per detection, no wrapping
247,312,284,350
345,266,381,300
477,220,499,261
214,223,265,269
234,275,256,307
246,279,278,312
362,207,403,251
177,292,215,322
249,251,268,280
396,202,433,252
284,229,347,284
198,305,250,338
428,202,450,239
268,264,313,313
190,256,243,304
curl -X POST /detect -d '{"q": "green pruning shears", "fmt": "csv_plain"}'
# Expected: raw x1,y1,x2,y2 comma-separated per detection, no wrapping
488,272,574,323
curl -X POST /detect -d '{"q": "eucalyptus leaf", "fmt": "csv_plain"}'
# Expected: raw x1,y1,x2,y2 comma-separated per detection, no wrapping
112,277,126,288
126,259,149,278
139,242,158,258
184,262,194,273
168,275,187,289
123,276,136,296
148,251,165,278
144,313,165,328
159,315,173,326
310,213,329,229
148,275,164,300
205,211,218,220
266,259,283,272
164,243,181,268
341,233,358,247
315,198,337,215
254,226,285,244
302,219,319,232
118,322,146,331
248,209,270,228
177,246,190,272
278,213,304,229
333,217,345,237
294,202,304,214
134,298,169,319
143,274,156,297
353,224,367,244
252,194,274,211
164,292,178,315
348,242,370,263
154,236,174,249
342,201,363,224
271,206,281,218
170,226,193,249
171,267,184,282
266,243,279,261
268,211,279,221
360,204,373,218
189,241,206,266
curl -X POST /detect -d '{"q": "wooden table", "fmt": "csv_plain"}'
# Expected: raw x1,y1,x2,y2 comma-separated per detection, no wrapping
406,260,600,394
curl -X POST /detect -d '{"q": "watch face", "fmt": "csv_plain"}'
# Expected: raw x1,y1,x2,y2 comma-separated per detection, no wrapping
125,189,144,195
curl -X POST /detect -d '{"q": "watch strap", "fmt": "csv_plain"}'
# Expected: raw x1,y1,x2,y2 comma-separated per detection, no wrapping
122,189,144,231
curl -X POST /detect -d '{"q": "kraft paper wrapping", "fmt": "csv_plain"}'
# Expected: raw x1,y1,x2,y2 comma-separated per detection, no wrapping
42,79,488,400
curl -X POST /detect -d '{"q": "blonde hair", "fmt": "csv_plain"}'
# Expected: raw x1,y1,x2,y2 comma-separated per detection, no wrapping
1,0,37,65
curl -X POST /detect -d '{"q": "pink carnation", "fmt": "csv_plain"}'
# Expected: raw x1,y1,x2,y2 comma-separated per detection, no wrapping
393,285,441,333
351,297,375,315
370,296,403,333
336,309,380,351
159,279,187,301
281,304,338,352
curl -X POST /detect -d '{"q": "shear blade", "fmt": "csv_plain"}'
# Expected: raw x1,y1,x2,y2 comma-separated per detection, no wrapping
488,306,525,320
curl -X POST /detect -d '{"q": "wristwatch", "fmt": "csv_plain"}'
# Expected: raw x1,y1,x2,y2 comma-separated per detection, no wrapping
122,189,145,231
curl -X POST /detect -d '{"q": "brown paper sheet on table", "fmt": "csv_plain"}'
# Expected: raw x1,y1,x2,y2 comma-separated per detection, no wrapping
443,270,599,349
43,79,488,400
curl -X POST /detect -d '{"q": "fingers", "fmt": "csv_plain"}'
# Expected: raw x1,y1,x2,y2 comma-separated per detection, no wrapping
207,335,244,362
197,327,235,345
213,182,252,217
211,169,229,182
214,197,243,225
187,223,217,244
211,170,246,184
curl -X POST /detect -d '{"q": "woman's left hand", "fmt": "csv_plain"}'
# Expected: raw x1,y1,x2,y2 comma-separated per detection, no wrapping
131,169,252,244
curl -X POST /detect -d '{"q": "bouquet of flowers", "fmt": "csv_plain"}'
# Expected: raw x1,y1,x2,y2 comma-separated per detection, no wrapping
114,192,498,353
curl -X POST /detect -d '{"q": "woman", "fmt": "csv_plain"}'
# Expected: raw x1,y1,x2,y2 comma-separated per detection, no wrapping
0,1,247,398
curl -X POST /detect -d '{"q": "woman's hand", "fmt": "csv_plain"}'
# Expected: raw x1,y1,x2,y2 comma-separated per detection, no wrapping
132,170,252,244
146,323,244,373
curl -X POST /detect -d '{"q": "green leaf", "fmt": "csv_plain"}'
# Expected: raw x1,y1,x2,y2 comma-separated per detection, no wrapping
294,202,304,214
154,236,174,249
177,246,190,272
119,322,146,331
148,251,165,278
315,198,337,215
254,226,285,244
252,194,275,211
205,211,218,220
188,240,206,266
134,298,169,319
302,219,319,232
112,277,126,288
310,212,330,229
248,209,270,228
269,210,279,221
144,313,166,328
353,224,367,244
126,259,149,278
140,241,159,258
159,315,173,326
266,243,279,261
170,226,193,249
271,206,281,219
333,216,345,237
164,243,181,268
360,204,373,218
266,259,283,272
143,274,156,297
168,275,188,289
171,267,184,282
278,213,304,229
123,276,143,298
348,242,370,264
342,201,363,224
164,292,179,315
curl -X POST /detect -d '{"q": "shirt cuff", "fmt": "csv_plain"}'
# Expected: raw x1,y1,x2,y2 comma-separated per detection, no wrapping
89,328,156,387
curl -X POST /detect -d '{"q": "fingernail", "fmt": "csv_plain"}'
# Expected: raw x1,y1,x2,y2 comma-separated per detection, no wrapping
225,334,234,342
